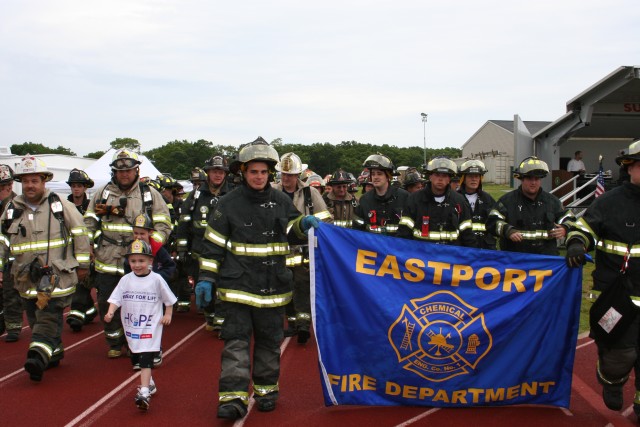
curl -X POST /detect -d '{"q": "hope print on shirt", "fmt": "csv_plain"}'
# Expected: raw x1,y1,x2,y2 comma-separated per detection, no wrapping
108,272,177,353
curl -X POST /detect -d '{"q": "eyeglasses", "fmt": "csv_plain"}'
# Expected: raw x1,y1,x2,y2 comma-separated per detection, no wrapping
112,158,138,170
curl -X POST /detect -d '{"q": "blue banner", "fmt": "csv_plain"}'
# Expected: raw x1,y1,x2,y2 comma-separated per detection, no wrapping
311,224,582,408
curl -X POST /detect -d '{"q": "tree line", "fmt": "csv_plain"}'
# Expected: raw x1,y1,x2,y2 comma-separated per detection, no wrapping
11,138,461,180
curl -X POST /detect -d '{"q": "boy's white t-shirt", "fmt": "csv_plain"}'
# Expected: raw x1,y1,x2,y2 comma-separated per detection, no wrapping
108,271,178,353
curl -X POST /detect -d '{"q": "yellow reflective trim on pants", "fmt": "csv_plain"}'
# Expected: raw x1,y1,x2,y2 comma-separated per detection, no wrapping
219,392,249,404
68,310,86,320
105,329,124,339
253,384,279,396
29,341,54,357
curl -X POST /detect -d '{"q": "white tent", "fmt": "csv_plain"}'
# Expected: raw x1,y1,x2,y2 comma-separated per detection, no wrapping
46,149,163,197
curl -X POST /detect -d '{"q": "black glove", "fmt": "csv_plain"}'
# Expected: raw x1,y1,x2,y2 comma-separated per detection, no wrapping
566,241,586,268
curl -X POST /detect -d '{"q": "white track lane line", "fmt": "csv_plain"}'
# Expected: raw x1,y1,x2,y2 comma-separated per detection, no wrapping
64,323,205,427
0,330,103,384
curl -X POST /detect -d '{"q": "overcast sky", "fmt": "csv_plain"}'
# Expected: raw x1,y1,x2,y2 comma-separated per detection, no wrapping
1,0,638,157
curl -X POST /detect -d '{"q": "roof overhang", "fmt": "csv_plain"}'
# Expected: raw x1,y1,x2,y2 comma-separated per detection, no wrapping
533,66,640,146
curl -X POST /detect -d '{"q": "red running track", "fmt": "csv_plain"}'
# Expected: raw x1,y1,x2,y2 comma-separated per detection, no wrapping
1,298,639,427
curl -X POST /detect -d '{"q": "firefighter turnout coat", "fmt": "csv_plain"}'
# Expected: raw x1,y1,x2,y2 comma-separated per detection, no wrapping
198,183,307,308
567,182,640,293
0,190,91,299
272,179,332,266
84,179,171,275
176,179,235,257
353,185,409,235
323,191,358,228
487,186,575,255
398,183,476,246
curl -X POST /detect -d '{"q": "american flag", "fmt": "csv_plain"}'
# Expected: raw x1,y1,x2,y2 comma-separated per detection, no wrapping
595,158,605,198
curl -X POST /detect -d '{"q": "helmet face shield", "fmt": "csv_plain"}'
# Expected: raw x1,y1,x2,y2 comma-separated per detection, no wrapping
363,154,394,171
426,157,457,176
112,158,139,170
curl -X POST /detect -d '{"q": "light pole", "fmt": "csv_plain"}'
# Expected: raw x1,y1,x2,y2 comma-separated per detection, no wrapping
421,113,428,167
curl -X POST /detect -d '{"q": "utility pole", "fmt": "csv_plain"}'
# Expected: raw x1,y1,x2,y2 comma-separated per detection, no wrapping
421,113,428,167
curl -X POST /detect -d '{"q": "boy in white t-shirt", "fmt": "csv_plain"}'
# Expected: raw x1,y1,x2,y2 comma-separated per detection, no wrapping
104,239,177,411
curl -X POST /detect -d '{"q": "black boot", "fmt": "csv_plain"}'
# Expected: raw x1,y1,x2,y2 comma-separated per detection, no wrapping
67,316,83,332
24,354,46,382
597,362,626,411
602,383,624,411
5,331,19,342
297,329,310,344
217,400,246,420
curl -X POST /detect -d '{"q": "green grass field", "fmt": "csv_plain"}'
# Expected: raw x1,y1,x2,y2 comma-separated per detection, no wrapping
484,183,593,333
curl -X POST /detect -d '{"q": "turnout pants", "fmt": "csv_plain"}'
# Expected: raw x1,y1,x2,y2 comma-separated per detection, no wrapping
594,314,640,390
292,265,311,332
68,277,97,324
1,269,23,334
24,295,71,365
218,302,284,408
95,272,126,350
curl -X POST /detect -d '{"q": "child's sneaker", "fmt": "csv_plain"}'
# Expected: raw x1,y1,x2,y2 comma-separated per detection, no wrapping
132,363,141,371
149,383,157,395
135,388,151,411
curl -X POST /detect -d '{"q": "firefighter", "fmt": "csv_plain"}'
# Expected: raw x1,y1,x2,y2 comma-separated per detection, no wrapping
323,169,358,228
189,167,207,190
564,140,640,416
273,152,332,344
458,159,497,249
398,157,475,246
156,174,185,308
305,174,326,194
66,168,98,332
84,149,172,358
0,155,91,381
486,156,575,255
403,170,425,193
0,164,23,342
175,155,235,330
354,153,408,235
197,137,317,419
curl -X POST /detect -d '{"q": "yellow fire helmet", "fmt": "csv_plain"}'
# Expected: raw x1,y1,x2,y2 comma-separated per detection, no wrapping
513,156,549,179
